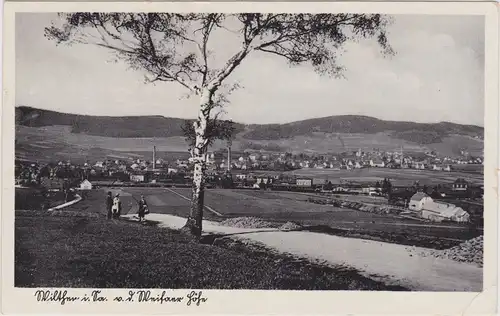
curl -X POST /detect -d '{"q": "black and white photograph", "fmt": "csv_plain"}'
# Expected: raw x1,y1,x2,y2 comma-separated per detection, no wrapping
2,2,499,314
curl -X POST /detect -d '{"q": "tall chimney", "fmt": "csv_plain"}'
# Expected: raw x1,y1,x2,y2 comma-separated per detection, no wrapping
227,146,231,172
153,146,156,170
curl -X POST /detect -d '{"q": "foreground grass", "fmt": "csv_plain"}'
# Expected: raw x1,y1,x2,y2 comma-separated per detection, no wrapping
15,211,406,290
15,188,70,210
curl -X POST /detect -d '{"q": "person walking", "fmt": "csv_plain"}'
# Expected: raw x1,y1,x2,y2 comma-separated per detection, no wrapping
137,195,148,222
112,193,122,219
106,191,113,219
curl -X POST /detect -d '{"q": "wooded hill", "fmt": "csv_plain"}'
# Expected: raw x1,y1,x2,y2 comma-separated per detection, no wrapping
16,106,483,145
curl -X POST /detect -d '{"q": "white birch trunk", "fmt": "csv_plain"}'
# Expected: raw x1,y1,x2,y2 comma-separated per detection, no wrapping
181,46,250,238
183,88,212,238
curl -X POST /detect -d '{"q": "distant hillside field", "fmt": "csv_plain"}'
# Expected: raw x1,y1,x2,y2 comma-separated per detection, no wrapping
16,106,247,138
15,125,193,163
15,106,483,161
243,115,483,144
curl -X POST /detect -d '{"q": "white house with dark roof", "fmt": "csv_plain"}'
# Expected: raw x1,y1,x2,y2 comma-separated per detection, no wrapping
408,192,433,211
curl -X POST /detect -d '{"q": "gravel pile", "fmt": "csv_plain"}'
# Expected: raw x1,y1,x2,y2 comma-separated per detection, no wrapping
409,236,483,267
279,221,303,231
308,197,399,215
220,217,276,229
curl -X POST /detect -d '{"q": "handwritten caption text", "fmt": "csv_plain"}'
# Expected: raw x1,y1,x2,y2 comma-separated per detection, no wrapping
34,290,208,306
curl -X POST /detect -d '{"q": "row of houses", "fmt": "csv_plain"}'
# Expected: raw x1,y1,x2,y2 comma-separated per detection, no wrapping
203,147,478,173
301,159,476,171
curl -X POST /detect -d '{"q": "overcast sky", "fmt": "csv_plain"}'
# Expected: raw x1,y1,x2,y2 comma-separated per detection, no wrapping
16,13,485,126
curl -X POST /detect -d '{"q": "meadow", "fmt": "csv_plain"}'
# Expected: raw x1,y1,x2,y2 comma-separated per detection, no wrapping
15,125,192,163
100,187,480,248
280,168,484,186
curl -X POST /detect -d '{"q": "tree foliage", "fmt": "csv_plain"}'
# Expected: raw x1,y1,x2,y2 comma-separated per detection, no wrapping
181,117,236,153
45,13,393,98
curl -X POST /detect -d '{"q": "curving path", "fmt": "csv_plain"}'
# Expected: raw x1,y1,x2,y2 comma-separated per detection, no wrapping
126,213,483,292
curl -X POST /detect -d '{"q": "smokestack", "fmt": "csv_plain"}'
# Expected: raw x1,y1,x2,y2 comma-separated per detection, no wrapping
153,146,156,170
227,146,231,172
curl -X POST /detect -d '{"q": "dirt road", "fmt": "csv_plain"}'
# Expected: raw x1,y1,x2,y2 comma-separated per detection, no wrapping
125,213,482,292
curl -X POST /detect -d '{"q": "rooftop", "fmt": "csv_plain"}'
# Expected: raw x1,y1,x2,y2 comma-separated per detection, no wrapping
410,192,430,202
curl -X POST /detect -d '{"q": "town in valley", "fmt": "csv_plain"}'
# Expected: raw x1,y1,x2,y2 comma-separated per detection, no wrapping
16,137,484,225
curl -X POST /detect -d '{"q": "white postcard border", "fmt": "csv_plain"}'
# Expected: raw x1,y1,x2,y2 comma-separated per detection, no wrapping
2,2,498,315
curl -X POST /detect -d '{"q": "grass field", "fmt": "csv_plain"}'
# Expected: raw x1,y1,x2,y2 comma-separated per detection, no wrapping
97,187,480,248
279,168,483,186
15,207,406,290
426,134,483,158
15,187,70,210
15,125,192,163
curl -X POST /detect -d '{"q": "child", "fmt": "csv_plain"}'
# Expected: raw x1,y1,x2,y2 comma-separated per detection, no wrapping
112,193,121,219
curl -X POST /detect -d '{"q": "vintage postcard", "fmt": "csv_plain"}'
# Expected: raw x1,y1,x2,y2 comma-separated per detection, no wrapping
1,1,499,315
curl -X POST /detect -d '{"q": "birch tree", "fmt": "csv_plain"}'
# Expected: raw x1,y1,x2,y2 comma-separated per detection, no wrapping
181,117,236,155
45,13,393,238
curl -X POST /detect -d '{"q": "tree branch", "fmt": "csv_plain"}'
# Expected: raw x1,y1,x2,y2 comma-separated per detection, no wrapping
254,47,306,63
200,16,217,86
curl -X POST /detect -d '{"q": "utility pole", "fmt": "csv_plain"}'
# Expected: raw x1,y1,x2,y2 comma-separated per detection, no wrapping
153,145,156,170
227,143,232,173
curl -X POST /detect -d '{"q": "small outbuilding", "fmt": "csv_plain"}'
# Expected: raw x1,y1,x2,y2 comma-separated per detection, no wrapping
79,179,93,190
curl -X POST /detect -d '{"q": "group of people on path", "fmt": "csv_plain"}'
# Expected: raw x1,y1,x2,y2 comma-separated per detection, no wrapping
106,191,149,222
